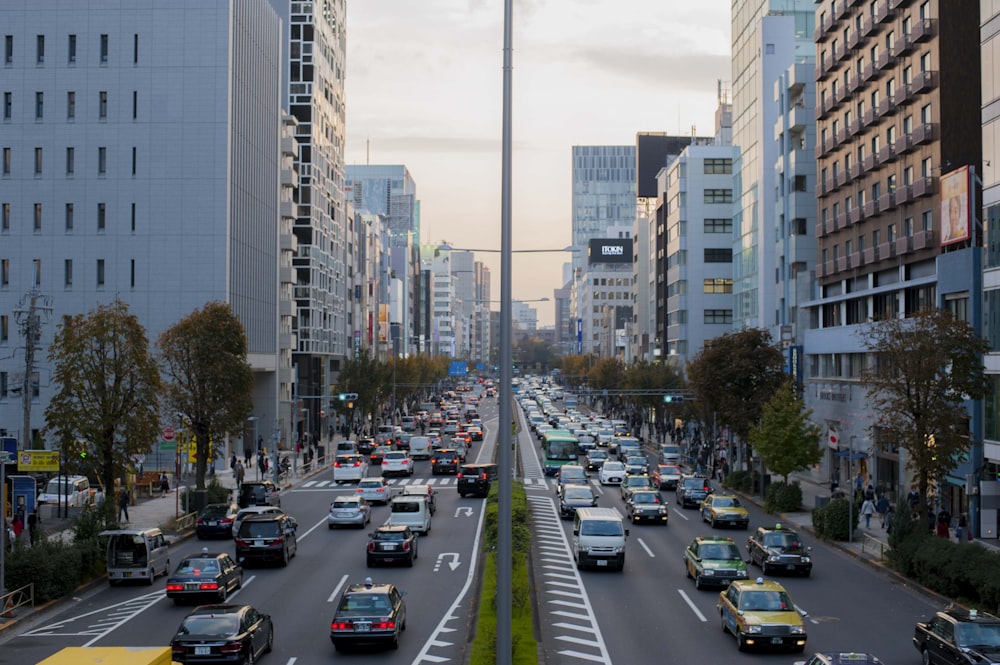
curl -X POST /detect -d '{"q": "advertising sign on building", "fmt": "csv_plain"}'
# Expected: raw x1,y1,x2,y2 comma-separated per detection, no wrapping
940,165,971,246
587,238,633,264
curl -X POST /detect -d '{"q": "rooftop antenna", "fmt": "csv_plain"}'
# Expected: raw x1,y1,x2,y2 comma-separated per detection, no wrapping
366,138,370,165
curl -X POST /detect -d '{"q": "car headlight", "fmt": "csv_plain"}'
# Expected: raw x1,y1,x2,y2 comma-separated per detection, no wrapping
801,556,810,563
737,570,749,578
789,625,805,634
614,546,625,554
745,625,762,634
767,555,780,562
703,569,715,576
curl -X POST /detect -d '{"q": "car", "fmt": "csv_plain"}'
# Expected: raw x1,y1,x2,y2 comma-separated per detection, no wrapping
794,653,885,665
701,494,750,529
170,604,273,664
652,464,682,490
369,446,393,465
381,451,414,477
457,463,497,498
330,579,407,651
328,496,372,529
559,483,598,519
237,480,280,509
913,606,1000,664
334,454,369,483
684,536,750,590
616,437,642,459
195,502,239,539
400,484,436,514
232,505,284,537
676,474,713,508
718,577,807,652
585,449,608,472
619,474,655,500
394,432,412,450
623,455,649,476
165,550,243,605
356,477,394,504
366,525,418,567
431,449,460,475
598,461,627,485
556,464,589,497
356,437,375,455
450,439,469,461
466,426,484,441
746,524,813,576
625,490,668,525
234,513,298,567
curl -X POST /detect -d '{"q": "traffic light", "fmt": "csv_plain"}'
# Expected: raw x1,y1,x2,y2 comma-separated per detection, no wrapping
663,395,686,403
337,393,358,401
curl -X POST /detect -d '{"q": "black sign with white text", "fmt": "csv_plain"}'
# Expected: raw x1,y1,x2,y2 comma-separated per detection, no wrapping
587,238,633,264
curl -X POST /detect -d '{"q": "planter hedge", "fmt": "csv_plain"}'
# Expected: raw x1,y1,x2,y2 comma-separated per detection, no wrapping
812,497,858,541
764,481,803,514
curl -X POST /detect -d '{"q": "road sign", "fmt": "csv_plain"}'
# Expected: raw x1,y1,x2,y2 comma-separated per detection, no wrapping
162,427,175,441
17,450,59,472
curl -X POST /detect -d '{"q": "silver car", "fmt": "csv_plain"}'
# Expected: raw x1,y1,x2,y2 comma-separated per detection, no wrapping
327,496,372,529
356,477,395,505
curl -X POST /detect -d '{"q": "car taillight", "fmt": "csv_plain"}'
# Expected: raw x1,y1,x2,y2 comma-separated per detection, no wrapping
457,472,463,478
331,620,353,631
166,583,184,592
376,487,385,493
334,462,342,467
402,541,410,551
431,459,437,464
266,537,284,546
354,461,362,467
199,582,220,591
372,620,396,630
195,519,205,525
234,539,248,547
367,542,376,552
401,459,409,465
220,517,233,525
480,473,487,480
218,642,242,654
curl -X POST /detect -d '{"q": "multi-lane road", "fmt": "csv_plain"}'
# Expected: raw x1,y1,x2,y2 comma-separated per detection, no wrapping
2,392,947,664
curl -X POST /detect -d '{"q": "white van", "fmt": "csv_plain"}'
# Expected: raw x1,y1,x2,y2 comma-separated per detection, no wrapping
408,436,432,460
99,528,170,585
38,475,94,508
659,444,682,465
572,507,628,571
386,496,432,534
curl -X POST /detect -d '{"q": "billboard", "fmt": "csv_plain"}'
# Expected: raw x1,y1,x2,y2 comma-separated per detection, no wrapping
587,238,633,264
940,165,971,246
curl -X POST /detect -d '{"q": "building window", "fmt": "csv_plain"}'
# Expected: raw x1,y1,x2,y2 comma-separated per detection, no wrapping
68,34,76,63
704,218,732,233
904,216,914,236
1,259,8,285
64,259,72,286
130,259,135,288
1,202,8,231
97,202,106,230
99,91,107,118
100,34,109,63
133,34,139,63
920,51,931,73
3,92,10,120
33,203,41,230
131,202,136,232
34,147,42,174
65,202,74,230
703,278,733,294
704,158,732,174
96,259,105,286
904,165,914,185
921,157,932,177
66,146,74,175
132,90,137,119
704,309,733,325
35,91,43,119
67,91,75,119
903,114,913,134
0,317,6,342
36,35,44,63
704,248,733,263
922,209,933,231
704,189,733,204
98,147,107,174
945,293,969,323
903,65,912,85
920,103,932,124
131,146,136,175
2,147,9,175
4,35,12,65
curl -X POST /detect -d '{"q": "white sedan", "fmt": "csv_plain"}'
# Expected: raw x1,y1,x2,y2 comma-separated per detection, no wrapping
381,451,415,477
355,477,395,505
598,461,627,485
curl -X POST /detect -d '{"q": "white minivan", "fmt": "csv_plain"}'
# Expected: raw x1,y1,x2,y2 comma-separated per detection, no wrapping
572,507,628,571
386,496,432,534
38,475,95,508
408,436,432,460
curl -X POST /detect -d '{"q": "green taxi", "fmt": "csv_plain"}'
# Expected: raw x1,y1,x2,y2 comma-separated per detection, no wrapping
683,536,749,590
701,493,750,529
718,577,807,652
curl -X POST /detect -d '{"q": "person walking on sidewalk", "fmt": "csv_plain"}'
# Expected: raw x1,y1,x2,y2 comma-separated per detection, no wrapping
118,487,130,523
861,496,876,529
876,494,890,527
234,460,245,490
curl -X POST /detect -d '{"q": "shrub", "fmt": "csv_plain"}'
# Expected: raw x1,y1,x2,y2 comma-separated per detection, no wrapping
812,497,857,541
723,470,752,493
764,481,803,513
205,478,233,504
5,539,86,603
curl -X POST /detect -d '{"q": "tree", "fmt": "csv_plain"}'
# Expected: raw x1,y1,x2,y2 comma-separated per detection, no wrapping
336,351,390,429
45,299,161,498
748,380,822,482
157,302,254,493
559,355,590,389
860,307,989,511
686,328,786,469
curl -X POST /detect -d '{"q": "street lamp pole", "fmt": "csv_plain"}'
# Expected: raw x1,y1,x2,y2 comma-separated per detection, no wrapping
1,450,10,602
849,435,856,543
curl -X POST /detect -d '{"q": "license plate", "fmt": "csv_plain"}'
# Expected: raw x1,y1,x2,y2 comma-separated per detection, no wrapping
194,646,211,656
208,521,217,526
123,572,132,578
770,637,784,645
383,543,397,550
186,583,199,590
597,560,608,566
354,622,371,632
787,564,796,570
254,540,265,547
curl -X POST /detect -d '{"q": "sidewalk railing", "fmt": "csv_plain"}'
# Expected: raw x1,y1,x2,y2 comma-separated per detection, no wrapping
861,532,887,562
1,583,34,618
174,511,198,532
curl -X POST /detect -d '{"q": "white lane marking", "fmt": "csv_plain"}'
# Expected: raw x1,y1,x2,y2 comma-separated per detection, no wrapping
795,603,818,623
299,515,332,541
23,589,165,638
672,507,689,520
327,574,349,603
677,589,708,622
410,493,487,665
226,574,256,602
636,538,655,558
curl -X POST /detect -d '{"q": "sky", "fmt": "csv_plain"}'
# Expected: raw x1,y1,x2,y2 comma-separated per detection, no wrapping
345,0,732,327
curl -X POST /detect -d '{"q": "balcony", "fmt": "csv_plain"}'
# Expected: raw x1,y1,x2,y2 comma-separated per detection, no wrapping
875,0,894,24
878,242,896,260
815,222,827,238
848,27,863,50
892,35,915,58
835,212,850,230
815,54,832,81
280,169,298,187
815,13,834,42
876,48,897,71
894,184,913,205
862,62,877,84
879,191,896,212
862,154,877,173
833,0,849,21
912,176,936,198
863,107,877,127
912,122,936,146
279,230,298,252
848,117,862,137
877,143,898,164
824,260,836,277
847,161,862,180
789,104,810,133
847,73,862,94
897,83,916,106
851,251,864,268
849,206,864,224
280,200,297,219
911,18,935,43
912,229,935,250
836,256,850,273
912,70,938,94
895,134,915,155
889,0,909,8
280,136,297,158
895,236,911,254
863,199,881,218
863,246,878,264
861,15,876,38
876,96,898,118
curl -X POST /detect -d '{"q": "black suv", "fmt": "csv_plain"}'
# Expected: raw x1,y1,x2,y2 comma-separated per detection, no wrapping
431,449,460,476
457,463,497,498
675,475,712,508
237,480,281,509
234,513,298,566
914,606,1000,664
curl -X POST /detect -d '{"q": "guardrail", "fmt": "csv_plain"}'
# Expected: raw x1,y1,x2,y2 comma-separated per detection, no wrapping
861,532,887,562
174,511,198,532
1,583,34,618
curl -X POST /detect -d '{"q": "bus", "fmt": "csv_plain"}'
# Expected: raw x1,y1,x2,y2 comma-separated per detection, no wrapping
541,429,581,476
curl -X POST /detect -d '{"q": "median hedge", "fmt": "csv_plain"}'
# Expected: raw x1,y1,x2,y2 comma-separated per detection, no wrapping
764,481,803,514
811,497,858,541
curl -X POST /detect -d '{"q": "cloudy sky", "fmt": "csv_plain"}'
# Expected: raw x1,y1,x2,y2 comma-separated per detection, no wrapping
345,0,731,326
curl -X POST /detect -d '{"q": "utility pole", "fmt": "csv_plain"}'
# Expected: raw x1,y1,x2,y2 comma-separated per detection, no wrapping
13,289,53,449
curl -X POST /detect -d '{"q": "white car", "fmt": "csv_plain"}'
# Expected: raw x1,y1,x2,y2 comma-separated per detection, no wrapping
356,477,395,505
333,454,369,483
327,496,371,529
599,461,627,485
232,505,284,537
381,451,414,478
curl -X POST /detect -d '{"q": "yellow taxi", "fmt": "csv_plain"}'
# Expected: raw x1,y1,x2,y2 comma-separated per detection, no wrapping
701,493,750,529
717,577,807,652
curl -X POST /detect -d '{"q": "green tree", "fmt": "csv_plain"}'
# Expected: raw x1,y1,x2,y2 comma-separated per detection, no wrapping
559,355,590,389
860,307,990,511
337,351,390,428
748,381,822,482
622,360,685,437
45,298,161,497
686,328,786,469
157,302,254,493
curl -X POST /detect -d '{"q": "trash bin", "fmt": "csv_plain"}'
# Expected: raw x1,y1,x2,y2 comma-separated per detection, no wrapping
815,495,831,508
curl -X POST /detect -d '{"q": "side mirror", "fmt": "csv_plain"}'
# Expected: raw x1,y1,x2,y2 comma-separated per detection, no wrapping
572,529,579,536
807,546,813,552
745,559,753,565
624,528,630,537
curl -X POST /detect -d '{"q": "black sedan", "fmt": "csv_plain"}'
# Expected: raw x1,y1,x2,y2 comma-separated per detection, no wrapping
170,604,273,664
166,551,243,605
195,503,239,539
558,484,598,519
625,490,669,525
366,525,418,567
914,606,1000,664
585,450,608,472
330,580,407,651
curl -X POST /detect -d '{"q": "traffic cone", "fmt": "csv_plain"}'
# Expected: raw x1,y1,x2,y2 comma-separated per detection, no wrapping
2,597,15,619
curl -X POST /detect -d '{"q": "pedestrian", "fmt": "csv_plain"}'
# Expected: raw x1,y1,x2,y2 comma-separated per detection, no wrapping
884,504,894,533
244,446,252,468
159,473,170,496
936,507,951,539
234,460,245,489
117,486,130,523
10,513,23,542
864,484,875,501
907,486,920,513
876,494,890,526
861,496,876,529
956,514,967,543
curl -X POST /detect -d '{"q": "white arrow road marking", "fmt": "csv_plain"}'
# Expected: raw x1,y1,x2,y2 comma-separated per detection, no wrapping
677,589,707,622
454,507,473,517
434,553,461,572
636,538,655,558
23,589,165,640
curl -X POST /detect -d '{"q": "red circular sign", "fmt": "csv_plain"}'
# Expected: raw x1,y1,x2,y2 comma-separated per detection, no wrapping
162,427,176,441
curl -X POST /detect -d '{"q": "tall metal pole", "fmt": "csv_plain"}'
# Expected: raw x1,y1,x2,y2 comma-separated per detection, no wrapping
1,451,9,602
497,0,514,662
849,435,855,543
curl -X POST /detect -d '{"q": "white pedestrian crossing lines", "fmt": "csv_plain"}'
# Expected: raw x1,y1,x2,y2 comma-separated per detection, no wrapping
298,477,550,490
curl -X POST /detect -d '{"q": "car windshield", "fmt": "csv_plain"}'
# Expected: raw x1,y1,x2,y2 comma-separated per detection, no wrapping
762,532,802,548
176,558,220,575
626,457,645,464
391,501,421,513
332,498,359,508
956,622,1000,648
713,497,741,508
580,520,624,537
385,453,405,460
564,487,593,500
338,593,392,616
631,493,660,504
700,543,741,560
177,614,240,636
375,531,406,541
603,463,625,472
200,505,230,518
626,476,648,486
738,590,794,612
588,452,607,460
359,480,381,488
683,478,708,489
241,521,280,538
